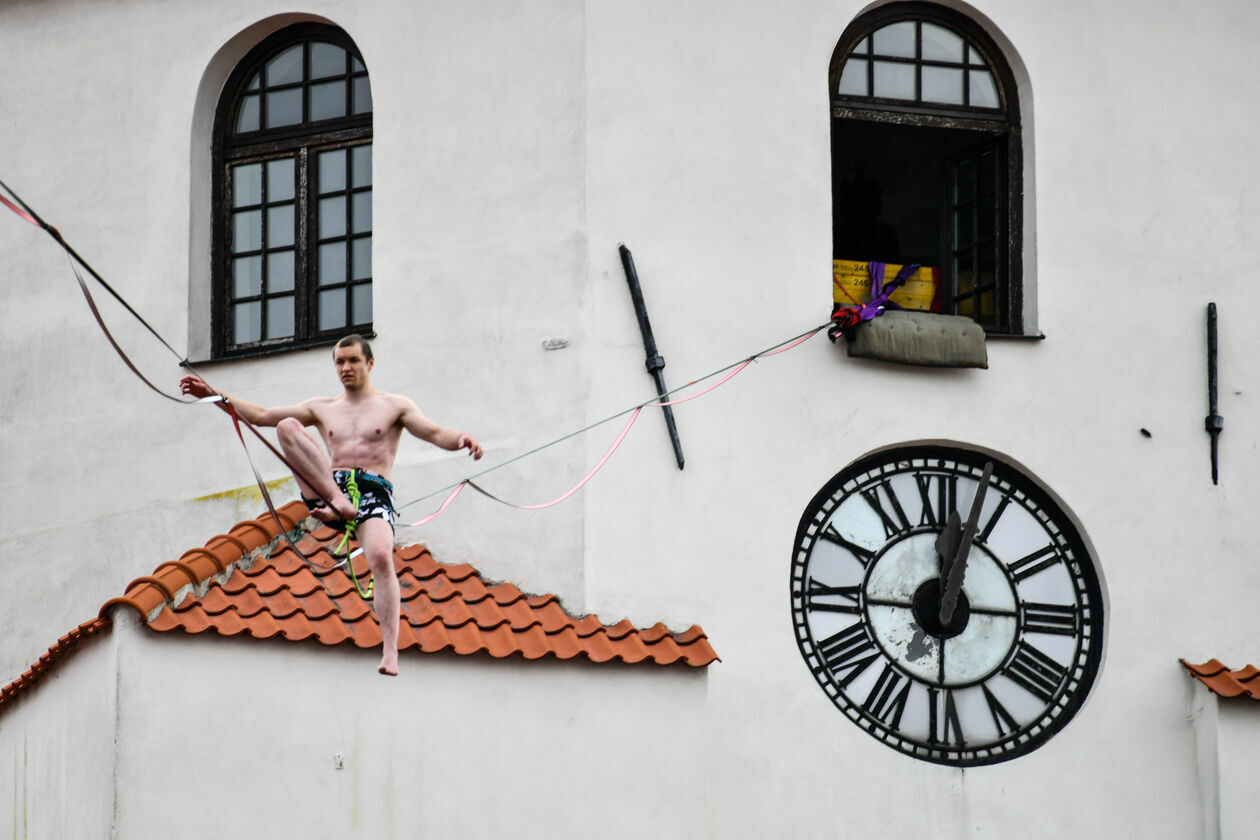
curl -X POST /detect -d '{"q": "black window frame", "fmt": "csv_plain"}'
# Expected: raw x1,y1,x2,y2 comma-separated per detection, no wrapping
210,23,374,360
830,2,1024,335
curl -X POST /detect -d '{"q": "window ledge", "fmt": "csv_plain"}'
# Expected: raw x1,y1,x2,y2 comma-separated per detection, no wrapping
185,330,376,367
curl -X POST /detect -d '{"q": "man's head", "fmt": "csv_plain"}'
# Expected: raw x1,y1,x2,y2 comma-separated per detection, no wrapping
333,334,374,391
335,333,373,362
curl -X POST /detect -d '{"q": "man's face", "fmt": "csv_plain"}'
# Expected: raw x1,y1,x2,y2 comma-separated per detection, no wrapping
334,344,373,390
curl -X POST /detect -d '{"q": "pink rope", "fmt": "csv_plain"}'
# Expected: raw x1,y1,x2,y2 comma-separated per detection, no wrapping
653,361,753,407
467,407,642,510
649,326,824,408
405,481,468,527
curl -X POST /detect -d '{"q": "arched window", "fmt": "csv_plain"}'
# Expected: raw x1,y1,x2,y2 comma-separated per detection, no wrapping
211,23,373,358
831,3,1023,334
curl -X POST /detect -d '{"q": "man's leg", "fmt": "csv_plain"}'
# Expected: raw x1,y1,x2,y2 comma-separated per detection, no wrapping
276,418,357,520
355,517,401,676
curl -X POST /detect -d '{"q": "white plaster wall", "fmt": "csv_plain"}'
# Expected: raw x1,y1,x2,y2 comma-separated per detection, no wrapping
1218,699,1260,840
0,626,117,839
1,0,1259,837
580,0,1260,836
110,609,707,839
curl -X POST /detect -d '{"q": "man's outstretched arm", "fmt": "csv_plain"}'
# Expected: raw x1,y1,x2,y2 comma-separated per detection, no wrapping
179,375,317,428
396,395,483,459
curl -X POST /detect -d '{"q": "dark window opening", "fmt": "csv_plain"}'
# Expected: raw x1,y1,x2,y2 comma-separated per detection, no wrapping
831,4,1022,334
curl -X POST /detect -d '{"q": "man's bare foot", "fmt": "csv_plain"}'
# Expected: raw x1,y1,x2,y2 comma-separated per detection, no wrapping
378,655,398,676
307,496,358,523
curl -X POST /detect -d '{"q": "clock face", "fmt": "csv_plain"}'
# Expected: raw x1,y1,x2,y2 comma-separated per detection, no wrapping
789,444,1104,766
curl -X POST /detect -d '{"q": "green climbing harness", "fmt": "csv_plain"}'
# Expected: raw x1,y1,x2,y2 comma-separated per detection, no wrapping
334,470,374,600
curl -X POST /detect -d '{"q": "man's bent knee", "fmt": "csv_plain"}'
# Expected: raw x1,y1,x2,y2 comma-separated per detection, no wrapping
276,417,306,442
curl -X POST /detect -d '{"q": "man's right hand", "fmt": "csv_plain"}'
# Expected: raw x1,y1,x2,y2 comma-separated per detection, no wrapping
180,375,216,400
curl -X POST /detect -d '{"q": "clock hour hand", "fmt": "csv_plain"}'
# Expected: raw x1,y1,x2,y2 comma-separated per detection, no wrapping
939,461,994,626
935,510,963,583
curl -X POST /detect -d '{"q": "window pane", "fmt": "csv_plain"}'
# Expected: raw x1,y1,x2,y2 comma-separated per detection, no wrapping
979,151,996,197
265,89,303,128
351,145,372,188
920,23,963,62
267,203,295,248
310,42,346,79
319,149,347,193
838,59,868,96
268,250,295,292
968,45,985,66
872,21,915,58
233,256,262,298
979,203,995,240
922,66,964,105
955,207,974,248
319,288,347,330
246,72,261,91
351,238,372,280
265,45,303,86
266,295,295,339
232,164,262,207
310,80,347,121
872,61,915,100
956,251,974,294
234,301,261,344
352,192,372,233
969,69,999,108
232,209,262,252
351,56,365,73
352,283,372,325
267,157,295,202
319,196,347,238
956,158,975,203
319,241,347,285
979,243,996,280
352,76,373,115
235,95,260,133
977,290,996,324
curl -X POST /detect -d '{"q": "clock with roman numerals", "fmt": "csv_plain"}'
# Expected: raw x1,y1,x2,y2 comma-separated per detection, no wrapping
790,443,1104,766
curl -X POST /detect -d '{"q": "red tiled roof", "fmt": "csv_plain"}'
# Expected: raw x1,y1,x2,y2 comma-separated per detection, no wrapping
1181,659,1260,700
0,618,111,709
1,501,717,714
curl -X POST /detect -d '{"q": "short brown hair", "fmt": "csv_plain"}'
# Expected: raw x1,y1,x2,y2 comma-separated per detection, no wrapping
334,333,373,361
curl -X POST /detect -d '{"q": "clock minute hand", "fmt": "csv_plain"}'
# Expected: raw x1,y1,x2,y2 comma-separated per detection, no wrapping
938,461,994,626
935,510,963,583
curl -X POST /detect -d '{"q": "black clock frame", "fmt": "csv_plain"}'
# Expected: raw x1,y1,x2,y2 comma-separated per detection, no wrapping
789,442,1105,767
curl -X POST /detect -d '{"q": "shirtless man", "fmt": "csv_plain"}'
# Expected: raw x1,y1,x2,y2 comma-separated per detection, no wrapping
180,334,483,676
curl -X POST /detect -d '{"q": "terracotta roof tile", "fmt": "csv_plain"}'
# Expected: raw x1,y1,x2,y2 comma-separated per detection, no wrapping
1182,659,1260,700
2,501,719,716
0,618,111,711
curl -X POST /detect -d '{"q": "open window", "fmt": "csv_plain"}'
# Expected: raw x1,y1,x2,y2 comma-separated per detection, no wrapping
831,3,1023,334
210,23,373,359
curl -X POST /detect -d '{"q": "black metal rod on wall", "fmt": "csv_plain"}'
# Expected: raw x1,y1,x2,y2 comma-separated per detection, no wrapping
1206,302,1223,485
619,244,685,470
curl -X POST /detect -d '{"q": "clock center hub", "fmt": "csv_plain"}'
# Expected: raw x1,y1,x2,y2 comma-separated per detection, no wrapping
911,578,970,639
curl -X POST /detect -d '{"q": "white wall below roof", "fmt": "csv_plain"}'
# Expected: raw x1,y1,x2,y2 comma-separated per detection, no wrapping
1218,698,1260,840
0,625,117,840
110,611,708,839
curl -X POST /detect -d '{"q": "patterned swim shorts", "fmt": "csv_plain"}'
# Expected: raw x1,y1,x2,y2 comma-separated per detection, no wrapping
304,469,397,533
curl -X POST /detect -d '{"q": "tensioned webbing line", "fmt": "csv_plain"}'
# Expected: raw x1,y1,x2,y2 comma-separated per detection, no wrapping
413,322,831,518
1,178,357,572
0,178,885,544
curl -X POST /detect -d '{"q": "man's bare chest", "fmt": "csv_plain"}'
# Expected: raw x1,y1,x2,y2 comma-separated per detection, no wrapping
316,400,403,446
